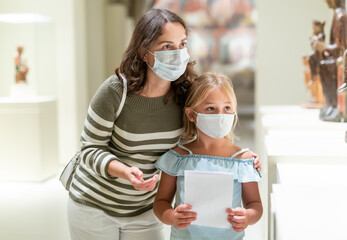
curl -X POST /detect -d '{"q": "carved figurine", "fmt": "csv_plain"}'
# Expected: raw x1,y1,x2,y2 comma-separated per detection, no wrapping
302,20,325,108
339,45,347,120
311,24,340,120
14,45,29,83
311,0,347,121
327,0,347,121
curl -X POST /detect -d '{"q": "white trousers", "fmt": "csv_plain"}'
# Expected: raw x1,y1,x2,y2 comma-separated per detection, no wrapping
67,197,165,240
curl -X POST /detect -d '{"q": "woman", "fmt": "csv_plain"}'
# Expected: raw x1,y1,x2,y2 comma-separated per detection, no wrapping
67,8,260,240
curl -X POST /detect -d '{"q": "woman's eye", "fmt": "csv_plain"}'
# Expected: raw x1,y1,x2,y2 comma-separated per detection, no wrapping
180,42,187,48
162,45,171,50
224,106,231,111
206,107,214,111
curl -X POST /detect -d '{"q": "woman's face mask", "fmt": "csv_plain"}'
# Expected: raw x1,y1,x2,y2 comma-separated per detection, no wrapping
146,48,190,81
193,110,235,139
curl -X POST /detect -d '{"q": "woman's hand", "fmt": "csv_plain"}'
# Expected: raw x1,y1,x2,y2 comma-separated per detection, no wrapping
250,151,261,172
226,207,250,232
170,204,197,229
126,166,158,191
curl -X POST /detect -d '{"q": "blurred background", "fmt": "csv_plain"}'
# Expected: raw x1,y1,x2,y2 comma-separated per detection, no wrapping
1,0,345,240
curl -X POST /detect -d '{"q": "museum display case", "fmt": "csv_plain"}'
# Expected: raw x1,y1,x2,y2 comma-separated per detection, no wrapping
0,13,58,181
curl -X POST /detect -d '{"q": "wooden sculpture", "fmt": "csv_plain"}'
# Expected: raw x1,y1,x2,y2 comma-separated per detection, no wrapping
310,0,347,121
302,21,325,108
14,45,29,83
309,20,339,120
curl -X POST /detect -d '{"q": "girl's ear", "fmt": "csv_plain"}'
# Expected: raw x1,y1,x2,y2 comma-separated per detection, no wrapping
185,107,196,122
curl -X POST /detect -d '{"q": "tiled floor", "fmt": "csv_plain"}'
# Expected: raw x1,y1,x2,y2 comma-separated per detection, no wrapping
0,174,70,240
0,116,262,240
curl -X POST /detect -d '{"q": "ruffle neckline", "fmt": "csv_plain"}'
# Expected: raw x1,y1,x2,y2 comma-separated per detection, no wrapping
155,150,261,182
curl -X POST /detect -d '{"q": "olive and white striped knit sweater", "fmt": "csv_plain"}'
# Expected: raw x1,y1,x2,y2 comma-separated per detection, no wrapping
69,75,183,217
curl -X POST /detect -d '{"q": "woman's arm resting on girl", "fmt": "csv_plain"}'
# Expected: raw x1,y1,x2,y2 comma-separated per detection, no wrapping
250,151,261,172
153,172,197,229
226,182,262,232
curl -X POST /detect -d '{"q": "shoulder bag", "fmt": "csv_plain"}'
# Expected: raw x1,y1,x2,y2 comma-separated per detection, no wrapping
59,74,127,190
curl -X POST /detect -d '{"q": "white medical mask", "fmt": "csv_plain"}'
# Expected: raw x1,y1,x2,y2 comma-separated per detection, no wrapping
146,48,190,81
193,110,235,139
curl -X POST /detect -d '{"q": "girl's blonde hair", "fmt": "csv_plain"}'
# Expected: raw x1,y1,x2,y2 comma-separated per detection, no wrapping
183,72,238,142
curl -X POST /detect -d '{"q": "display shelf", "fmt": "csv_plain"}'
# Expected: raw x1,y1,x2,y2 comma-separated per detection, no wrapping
0,96,58,181
272,184,347,240
265,134,347,211
259,105,320,118
258,105,347,240
276,163,347,185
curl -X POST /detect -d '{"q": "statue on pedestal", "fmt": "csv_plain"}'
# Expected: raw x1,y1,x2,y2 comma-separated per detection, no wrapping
302,20,325,108
327,0,347,121
311,24,340,120
311,0,347,121
14,45,29,83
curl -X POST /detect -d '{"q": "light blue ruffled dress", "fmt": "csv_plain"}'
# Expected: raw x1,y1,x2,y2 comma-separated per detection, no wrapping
155,144,261,240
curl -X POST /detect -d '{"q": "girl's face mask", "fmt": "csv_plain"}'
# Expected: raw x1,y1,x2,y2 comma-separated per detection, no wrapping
146,48,190,81
193,110,235,139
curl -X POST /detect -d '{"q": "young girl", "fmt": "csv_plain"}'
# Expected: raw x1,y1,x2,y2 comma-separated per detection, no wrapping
153,72,262,239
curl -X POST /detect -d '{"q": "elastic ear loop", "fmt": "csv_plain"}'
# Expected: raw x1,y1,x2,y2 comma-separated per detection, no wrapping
145,49,155,70
190,109,199,122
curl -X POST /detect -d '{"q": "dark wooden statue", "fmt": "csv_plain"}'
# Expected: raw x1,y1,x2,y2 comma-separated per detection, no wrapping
303,20,325,108
312,0,347,121
311,20,340,120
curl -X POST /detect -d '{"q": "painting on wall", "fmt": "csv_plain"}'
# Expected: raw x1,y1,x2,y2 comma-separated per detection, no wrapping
153,0,256,112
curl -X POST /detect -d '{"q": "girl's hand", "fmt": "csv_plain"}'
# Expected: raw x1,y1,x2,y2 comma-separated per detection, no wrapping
226,207,249,232
250,151,261,172
126,167,158,191
171,204,197,229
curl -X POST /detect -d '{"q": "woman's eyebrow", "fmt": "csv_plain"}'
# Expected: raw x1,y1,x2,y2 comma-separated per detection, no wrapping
158,40,173,44
158,38,187,45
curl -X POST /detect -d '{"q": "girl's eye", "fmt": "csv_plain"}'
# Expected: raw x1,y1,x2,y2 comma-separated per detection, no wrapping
224,106,231,111
206,107,214,111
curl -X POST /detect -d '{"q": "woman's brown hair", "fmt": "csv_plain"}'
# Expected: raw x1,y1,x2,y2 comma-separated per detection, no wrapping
115,8,197,106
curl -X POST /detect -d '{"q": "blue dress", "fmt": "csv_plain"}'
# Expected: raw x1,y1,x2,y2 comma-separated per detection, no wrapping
154,144,261,240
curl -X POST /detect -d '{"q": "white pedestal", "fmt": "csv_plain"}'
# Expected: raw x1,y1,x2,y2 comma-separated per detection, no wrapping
274,164,347,240
0,96,58,181
272,184,347,240
10,82,36,97
259,105,320,118
258,105,347,240
277,163,347,185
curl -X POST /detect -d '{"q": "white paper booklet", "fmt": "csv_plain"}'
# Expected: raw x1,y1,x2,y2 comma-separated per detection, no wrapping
184,170,234,229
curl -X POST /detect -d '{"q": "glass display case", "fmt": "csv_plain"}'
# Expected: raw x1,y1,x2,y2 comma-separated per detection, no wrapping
0,13,58,181
0,13,56,97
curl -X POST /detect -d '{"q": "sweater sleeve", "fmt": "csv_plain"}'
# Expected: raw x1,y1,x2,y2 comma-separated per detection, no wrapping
79,75,123,179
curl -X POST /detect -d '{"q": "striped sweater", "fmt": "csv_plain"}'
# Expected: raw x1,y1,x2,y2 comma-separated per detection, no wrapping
69,75,183,217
